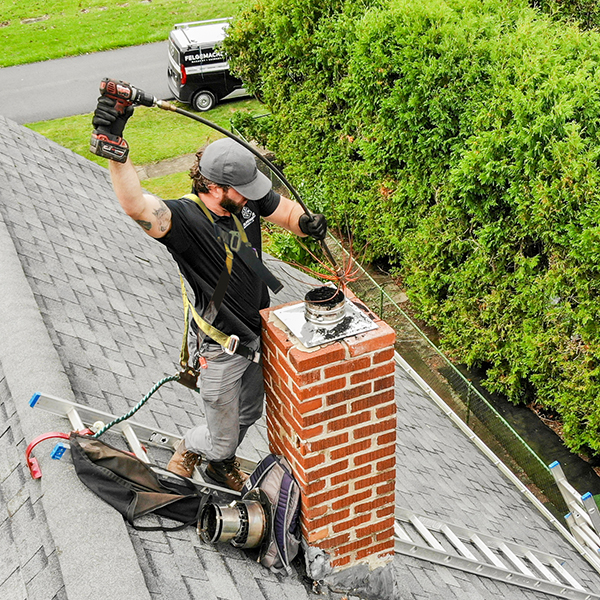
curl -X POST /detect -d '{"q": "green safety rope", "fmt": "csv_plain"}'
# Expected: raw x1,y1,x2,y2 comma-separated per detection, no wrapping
92,374,182,438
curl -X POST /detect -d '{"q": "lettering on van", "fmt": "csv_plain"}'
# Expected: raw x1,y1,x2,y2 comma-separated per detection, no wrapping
184,49,225,64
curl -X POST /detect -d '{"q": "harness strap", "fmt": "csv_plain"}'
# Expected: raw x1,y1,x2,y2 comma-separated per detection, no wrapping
183,194,283,294
180,276,260,363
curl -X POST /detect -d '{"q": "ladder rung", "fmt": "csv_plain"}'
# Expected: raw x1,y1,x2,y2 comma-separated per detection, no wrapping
442,525,477,561
550,558,586,591
67,407,85,431
582,493,600,534
525,551,560,584
471,534,507,570
122,423,150,463
499,543,535,578
394,521,412,543
410,516,445,551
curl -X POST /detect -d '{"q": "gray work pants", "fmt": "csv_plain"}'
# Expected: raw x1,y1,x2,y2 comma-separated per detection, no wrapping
184,340,264,462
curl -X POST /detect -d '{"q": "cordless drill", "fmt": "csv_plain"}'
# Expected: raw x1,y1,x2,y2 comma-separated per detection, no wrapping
90,78,156,163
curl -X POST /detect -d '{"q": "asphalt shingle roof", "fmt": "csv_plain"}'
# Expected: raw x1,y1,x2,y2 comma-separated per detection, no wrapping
2,115,600,599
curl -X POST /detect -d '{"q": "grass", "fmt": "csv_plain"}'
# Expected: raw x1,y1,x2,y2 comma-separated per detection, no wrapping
0,0,244,67
142,171,190,197
26,97,266,166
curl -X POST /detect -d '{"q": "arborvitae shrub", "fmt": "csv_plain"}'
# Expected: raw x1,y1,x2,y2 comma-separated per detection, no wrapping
227,0,600,454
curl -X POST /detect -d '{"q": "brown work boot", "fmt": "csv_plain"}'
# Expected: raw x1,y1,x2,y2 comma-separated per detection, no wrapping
206,458,249,492
167,439,201,478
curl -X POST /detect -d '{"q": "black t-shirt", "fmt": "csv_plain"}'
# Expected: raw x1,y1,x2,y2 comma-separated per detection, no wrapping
158,190,280,345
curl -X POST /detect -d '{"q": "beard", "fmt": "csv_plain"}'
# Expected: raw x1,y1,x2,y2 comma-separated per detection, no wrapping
219,192,244,215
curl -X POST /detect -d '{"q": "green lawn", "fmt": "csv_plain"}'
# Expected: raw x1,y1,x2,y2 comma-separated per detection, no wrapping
26,97,267,197
0,0,244,67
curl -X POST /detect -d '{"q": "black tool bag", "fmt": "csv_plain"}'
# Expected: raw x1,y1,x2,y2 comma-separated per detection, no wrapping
69,432,208,531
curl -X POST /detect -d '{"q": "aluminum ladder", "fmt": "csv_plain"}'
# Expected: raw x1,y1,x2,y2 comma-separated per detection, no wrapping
28,391,257,497
395,507,600,599
550,462,600,568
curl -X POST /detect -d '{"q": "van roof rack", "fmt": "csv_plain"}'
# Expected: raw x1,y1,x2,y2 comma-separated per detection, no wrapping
172,17,232,30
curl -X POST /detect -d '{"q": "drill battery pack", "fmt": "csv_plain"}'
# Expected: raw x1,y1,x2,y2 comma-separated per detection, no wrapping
90,130,129,163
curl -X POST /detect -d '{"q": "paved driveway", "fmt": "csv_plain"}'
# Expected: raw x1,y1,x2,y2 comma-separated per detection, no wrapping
0,41,172,124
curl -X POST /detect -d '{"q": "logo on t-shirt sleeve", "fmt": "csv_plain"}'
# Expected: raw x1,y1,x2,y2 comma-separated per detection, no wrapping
241,206,256,229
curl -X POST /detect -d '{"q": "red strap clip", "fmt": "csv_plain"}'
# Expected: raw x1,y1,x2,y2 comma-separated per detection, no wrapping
26,429,93,479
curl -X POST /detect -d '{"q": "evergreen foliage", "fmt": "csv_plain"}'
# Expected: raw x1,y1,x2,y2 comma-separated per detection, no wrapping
532,0,600,31
226,0,600,455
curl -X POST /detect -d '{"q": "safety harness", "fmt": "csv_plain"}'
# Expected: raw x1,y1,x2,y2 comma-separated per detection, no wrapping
177,194,283,386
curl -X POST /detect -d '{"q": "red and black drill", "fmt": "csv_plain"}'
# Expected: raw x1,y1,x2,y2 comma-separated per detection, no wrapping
90,78,157,163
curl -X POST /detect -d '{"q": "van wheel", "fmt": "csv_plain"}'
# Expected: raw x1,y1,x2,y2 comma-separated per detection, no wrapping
192,91,216,112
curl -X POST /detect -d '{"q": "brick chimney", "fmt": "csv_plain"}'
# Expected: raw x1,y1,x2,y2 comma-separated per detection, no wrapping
260,290,396,579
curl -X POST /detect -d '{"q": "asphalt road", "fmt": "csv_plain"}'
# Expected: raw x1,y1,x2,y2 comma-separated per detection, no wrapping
0,41,172,124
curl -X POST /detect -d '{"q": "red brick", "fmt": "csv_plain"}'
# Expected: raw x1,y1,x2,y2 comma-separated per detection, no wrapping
337,536,373,555
351,390,395,412
377,457,396,472
331,488,372,511
327,410,372,433
301,424,324,439
289,343,346,371
377,505,395,519
295,377,347,401
350,362,395,385
310,432,349,452
353,444,395,466
302,403,347,427
345,322,396,357
376,403,396,419
356,517,394,539
356,492,395,513
303,479,327,495
355,471,395,491
330,439,371,460
271,354,321,387
289,395,323,415
332,464,371,487
307,459,349,481
305,526,330,543
261,316,294,354
373,347,395,364
376,526,396,541
354,418,396,440
332,512,371,534
302,453,326,469
311,484,350,508
374,375,395,392
326,382,372,406
356,541,395,561
330,555,352,569
324,355,371,378
316,532,351,550
310,509,351,530
305,504,329,519
377,431,396,446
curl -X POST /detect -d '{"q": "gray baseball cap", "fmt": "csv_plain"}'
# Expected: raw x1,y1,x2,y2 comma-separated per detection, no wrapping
199,138,272,200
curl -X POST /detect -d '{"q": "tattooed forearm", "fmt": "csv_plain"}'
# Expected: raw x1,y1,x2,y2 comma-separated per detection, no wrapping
153,198,171,232
136,219,152,231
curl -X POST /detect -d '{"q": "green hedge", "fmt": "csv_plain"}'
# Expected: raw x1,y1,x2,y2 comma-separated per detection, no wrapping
226,0,600,455
532,0,600,31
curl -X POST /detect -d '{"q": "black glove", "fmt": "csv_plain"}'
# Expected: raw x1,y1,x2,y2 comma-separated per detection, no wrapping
92,96,134,137
299,213,328,241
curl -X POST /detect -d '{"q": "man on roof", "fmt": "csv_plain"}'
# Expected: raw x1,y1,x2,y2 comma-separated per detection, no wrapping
92,97,327,491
